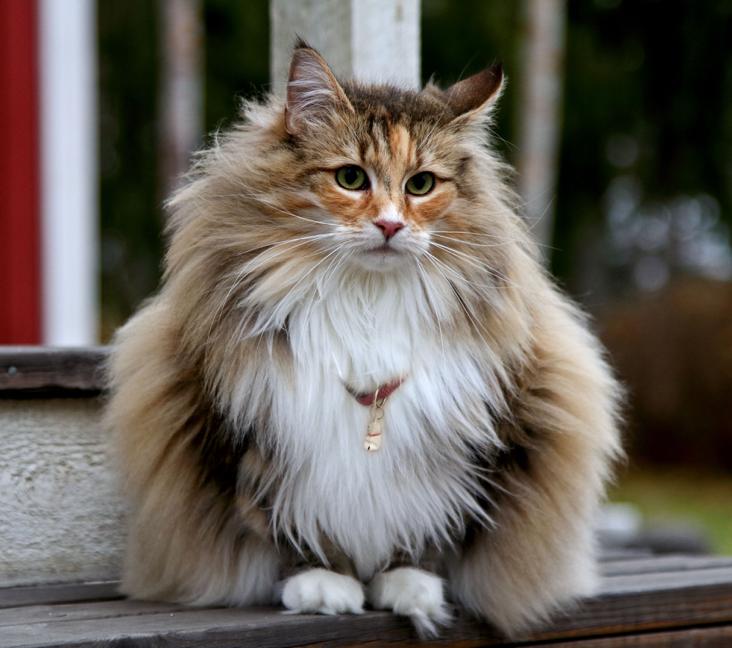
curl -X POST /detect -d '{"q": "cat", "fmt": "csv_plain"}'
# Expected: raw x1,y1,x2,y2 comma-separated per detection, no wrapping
106,40,622,638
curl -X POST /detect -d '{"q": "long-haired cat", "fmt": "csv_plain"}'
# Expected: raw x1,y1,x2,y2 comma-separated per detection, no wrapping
106,41,622,638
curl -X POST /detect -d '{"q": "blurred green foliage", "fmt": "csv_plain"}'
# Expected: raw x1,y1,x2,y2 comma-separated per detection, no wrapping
421,0,520,151
98,0,162,337
556,0,732,285
204,0,270,132
611,468,732,554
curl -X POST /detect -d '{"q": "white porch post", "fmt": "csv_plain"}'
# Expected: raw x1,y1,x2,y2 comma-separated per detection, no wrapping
39,0,98,345
517,0,566,253
270,0,420,94
159,0,204,195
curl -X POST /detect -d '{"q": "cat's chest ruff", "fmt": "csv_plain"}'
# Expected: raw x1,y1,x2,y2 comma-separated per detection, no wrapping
265,282,500,578
286,276,431,390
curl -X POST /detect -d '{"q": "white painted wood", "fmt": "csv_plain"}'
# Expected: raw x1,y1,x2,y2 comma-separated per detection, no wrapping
517,0,566,254
39,0,99,345
0,399,123,587
270,0,420,95
160,0,204,194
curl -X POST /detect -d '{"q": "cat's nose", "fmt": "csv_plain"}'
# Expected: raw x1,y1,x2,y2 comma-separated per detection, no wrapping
373,219,404,240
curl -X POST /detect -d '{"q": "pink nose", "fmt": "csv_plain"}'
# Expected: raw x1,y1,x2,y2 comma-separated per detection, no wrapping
374,219,404,240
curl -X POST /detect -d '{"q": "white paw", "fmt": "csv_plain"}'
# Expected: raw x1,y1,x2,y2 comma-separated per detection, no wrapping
281,568,365,616
368,567,451,638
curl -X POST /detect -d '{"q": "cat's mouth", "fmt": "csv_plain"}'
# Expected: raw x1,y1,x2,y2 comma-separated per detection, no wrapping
364,244,400,255
353,241,417,271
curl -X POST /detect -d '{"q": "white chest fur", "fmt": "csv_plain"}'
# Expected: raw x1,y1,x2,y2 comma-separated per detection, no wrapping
247,270,502,578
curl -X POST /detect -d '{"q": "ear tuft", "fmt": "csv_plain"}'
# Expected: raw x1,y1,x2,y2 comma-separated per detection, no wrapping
285,43,352,136
293,35,312,51
444,64,504,120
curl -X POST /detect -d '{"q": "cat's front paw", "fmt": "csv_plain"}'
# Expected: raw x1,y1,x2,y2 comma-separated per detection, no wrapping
281,568,365,616
368,567,451,638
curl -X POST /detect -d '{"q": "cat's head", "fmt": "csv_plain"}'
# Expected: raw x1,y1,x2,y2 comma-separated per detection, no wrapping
166,42,532,345
259,41,507,273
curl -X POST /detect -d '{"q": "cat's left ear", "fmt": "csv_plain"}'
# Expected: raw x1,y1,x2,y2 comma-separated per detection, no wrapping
444,64,504,124
285,40,354,136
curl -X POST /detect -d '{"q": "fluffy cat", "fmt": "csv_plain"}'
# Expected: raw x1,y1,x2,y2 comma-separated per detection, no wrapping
106,41,622,638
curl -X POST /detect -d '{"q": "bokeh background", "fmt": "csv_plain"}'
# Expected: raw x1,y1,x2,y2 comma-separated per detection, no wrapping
4,0,732,553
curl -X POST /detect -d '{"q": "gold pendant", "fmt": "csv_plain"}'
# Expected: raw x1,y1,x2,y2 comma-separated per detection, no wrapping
364,389,387,452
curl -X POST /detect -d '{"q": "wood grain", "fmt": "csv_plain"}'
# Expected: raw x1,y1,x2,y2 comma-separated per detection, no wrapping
522,625,732,647
601,554,732,577
0,347,108,396
0,581,121,610
2,561,732,648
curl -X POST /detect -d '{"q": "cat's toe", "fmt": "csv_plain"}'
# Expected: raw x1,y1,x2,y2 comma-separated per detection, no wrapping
281,568,365,616
368,567,451,638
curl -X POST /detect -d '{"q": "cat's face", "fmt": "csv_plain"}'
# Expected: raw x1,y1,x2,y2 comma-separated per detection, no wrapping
280,44,504,272
301,126,455,271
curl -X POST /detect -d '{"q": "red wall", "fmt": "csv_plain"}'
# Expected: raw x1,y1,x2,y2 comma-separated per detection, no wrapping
0,0,41,343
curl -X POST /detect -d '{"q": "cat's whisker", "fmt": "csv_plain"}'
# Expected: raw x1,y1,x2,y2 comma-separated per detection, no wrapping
227,188,335,229
431,233,514,249
204,234,337,342
432,229,532,246
423,249,494,296
422,251,489,306
421,251,517,358
414,258,447,359
428,241,530,293
251,245,344,336
322,246,352,288
243,235,333,275
244,232,338,258
434,228,555,250
421,253,497,354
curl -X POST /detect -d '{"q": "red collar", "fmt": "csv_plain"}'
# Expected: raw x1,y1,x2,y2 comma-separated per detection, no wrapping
346,378,404,406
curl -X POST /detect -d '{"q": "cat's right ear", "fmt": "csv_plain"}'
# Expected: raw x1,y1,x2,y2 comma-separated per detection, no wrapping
285,41,354,136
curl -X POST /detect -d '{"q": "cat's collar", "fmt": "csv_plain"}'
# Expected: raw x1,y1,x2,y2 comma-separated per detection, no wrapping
345,378,405,407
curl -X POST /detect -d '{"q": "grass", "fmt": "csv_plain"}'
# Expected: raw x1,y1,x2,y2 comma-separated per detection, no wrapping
609,467,732,555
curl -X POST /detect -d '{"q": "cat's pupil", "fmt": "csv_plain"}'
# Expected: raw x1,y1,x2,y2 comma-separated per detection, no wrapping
344,167,359,184
413,175,426,189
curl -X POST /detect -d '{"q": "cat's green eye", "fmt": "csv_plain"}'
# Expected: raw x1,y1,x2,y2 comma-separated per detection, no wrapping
335,166,369,191
405,171,435,196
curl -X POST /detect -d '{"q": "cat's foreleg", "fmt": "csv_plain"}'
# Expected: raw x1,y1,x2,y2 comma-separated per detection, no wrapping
280,568,365,615
448,313,621,636
368,567,451,638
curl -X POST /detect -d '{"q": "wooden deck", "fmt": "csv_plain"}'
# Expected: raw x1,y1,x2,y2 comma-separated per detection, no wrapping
3,554,732,647
2,348,732,646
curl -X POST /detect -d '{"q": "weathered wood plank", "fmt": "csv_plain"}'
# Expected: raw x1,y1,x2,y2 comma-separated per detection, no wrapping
0,347,108,396
601,555,732,577
2,564,732,648
522,625,732,647
0,598,180,627
0,398,123,588
5,557,732,613
598,548,654,561
600,566,732,595
0,606,491,648
0,581,121,610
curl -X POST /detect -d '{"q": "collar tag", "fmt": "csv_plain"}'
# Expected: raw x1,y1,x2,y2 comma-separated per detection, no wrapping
364,389,387,452
345,379,404,453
